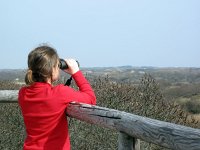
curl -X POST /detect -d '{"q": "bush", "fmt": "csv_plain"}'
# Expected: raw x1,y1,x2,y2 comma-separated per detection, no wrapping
0,75,199,150
185,99,200,114
0,103,25,150
0,80,23,90
69,74,200,150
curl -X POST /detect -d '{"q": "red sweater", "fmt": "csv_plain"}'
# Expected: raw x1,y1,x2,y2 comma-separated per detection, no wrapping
18,71,96,150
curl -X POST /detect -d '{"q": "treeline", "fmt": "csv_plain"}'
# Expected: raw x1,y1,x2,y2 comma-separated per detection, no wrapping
0,73,200,149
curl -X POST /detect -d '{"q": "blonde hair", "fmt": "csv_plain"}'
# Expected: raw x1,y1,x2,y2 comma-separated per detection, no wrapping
25,45,59,85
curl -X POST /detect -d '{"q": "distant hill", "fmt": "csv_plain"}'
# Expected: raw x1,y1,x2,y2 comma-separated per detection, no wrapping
0,69,25,81
0,67,200,84
82,66,200,84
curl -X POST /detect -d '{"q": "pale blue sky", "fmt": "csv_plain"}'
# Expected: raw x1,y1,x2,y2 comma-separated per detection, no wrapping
0,0,199,69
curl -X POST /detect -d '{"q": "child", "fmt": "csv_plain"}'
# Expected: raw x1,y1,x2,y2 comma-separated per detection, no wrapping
18,45,96,150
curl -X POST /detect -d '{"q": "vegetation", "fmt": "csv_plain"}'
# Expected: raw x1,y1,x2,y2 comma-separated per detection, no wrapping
0,67,200,149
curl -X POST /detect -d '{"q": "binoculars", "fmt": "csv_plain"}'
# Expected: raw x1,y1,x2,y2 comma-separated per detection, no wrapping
59,59,79,70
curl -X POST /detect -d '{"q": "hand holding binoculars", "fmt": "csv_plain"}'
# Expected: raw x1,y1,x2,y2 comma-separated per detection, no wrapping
59,59,79,70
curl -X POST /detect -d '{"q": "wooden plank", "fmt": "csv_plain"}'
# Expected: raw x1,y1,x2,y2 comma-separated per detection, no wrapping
1,90,200,150
118,132,140,150
0,90,18,103
67,102,200,150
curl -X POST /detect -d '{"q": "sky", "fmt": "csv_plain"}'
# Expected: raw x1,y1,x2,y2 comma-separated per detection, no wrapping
0,0,200,69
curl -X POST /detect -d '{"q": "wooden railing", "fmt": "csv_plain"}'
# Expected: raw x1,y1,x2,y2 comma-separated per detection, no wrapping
1,90,200,150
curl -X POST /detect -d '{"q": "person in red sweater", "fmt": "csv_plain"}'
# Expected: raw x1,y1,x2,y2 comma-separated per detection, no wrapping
18,45,96,150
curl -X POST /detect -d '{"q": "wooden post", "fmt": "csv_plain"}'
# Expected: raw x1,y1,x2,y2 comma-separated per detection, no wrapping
118,132,140,150
1,91,200,150
66,102,200,150
134,138,140,150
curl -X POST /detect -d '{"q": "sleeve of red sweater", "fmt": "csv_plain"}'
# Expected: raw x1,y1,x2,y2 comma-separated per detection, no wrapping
59,71,96,105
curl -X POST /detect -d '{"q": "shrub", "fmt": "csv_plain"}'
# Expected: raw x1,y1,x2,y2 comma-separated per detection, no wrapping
0,103,25,150
185,99,200,114
0,75,199,150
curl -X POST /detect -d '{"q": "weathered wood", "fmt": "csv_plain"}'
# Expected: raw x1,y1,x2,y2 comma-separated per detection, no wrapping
134,138,140,150
0,90,18,103
67,102,200,150
118,132,140,150
1,90,200,150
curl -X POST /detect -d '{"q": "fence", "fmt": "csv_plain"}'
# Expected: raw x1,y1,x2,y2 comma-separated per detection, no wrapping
1,90,200,150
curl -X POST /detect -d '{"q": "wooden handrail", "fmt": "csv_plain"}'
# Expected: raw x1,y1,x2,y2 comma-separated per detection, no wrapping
0,90,18,103
1,90,200,150
67,102,200,150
